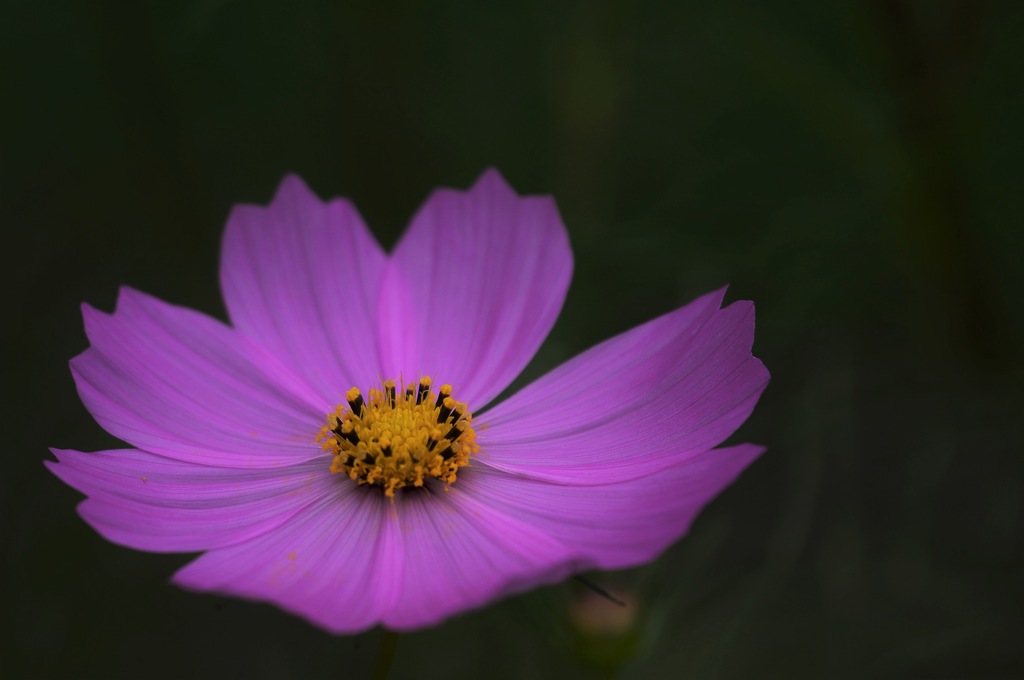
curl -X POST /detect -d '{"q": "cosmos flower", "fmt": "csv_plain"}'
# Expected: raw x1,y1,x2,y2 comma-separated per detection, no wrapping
49,170,769,633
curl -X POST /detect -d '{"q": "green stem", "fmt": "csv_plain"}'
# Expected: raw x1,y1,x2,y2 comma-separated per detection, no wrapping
370,629,400,680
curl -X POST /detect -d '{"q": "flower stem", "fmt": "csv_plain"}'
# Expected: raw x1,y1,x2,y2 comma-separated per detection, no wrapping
370,629,400,680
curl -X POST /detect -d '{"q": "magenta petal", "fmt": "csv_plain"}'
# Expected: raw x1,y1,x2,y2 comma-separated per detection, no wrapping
463,444,763,569
173,487,400,635
48,449,333,552
378,169,572,407
478,290,769,483
220,175,388,401
72,288,325,468
380,484,579,630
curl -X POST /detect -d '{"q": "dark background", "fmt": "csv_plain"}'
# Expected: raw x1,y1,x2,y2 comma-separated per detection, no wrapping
3,1,1022,678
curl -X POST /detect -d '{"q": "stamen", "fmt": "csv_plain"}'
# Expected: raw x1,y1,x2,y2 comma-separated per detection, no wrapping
443,420,467,442
437,396,454,423
437,442,456,460
416,376,431,405
346,387,364,415
317,377,479,498
337,421,359,444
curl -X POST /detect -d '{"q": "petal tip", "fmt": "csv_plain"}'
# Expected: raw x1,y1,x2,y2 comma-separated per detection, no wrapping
114,285,146,311
274,173,317,201
469,167,519,199
474,166,511,186
80,300,103,320
46,446,68,462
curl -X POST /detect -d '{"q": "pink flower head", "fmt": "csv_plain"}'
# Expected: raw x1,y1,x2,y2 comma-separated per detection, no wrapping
49,170,769,633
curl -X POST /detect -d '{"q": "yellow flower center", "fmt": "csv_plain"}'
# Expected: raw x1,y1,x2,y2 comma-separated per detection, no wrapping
317,376,479,497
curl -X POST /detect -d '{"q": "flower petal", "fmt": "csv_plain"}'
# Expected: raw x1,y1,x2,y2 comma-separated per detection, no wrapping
462,444,763,570
220,175,388,401
48,449,333,552
478,289,769,483
72,287,326,468
378,169,572,407
172,485,401,635
380,483,579,630
174,479,580,633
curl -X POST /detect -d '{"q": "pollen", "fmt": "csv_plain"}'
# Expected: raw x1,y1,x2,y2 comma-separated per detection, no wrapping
317,377,479,498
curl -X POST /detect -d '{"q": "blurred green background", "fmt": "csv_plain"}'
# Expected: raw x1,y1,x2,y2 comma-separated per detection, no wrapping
3,1,1022,678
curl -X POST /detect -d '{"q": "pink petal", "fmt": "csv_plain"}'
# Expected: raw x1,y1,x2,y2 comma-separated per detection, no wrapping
48,448,334,552
378,169,572,408
72,287,326,468
173,486,401,635
462,444,763,570
172,477,581,633
380,484,579,630
477,290,769,483
220,175,388,402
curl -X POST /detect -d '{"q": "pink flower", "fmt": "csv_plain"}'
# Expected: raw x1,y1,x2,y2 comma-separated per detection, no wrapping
49,170,769,633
